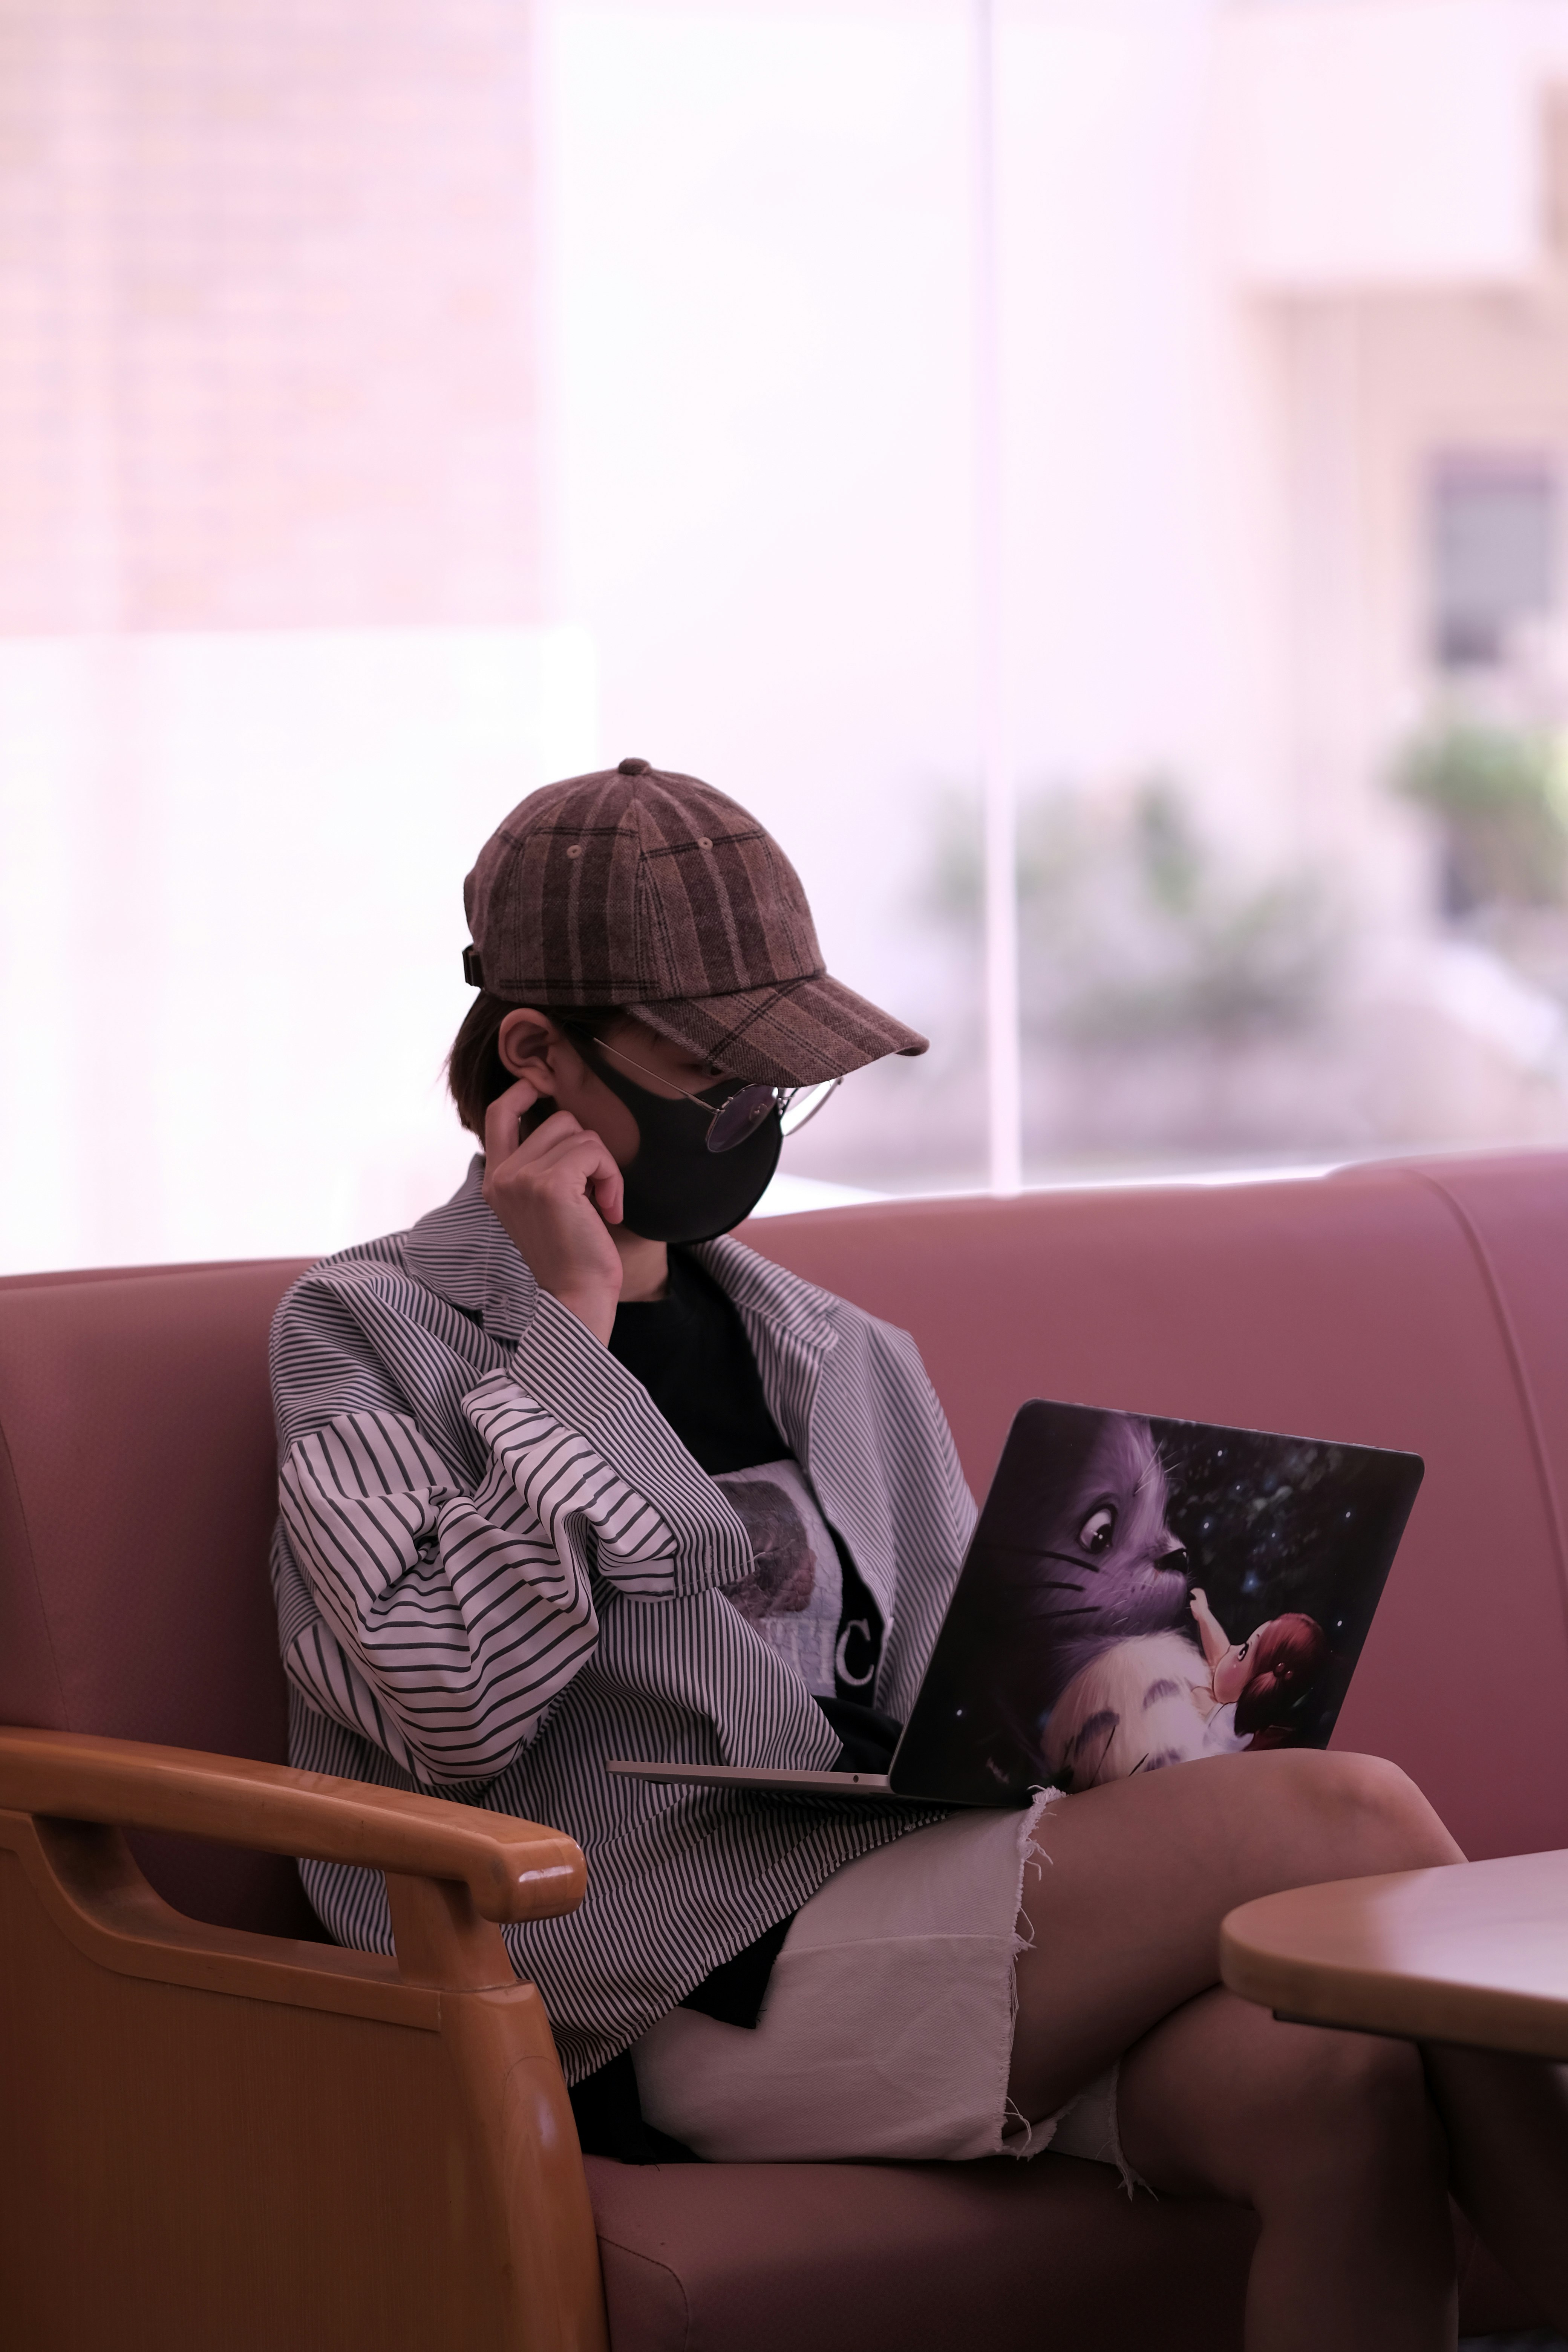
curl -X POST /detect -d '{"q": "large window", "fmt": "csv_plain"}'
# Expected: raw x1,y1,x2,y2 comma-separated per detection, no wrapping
5,0,1568,1274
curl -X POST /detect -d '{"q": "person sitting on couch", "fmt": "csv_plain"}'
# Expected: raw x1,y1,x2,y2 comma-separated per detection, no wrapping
269,758,1568,2350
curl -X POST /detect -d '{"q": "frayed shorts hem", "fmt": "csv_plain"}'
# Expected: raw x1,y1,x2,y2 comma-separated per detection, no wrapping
632,1788,1143,2194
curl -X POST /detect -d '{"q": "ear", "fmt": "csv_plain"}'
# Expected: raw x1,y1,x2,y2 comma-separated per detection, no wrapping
496,1008,568,1091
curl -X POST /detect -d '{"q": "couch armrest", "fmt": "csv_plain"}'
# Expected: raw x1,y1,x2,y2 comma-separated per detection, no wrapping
0,1726,583,1924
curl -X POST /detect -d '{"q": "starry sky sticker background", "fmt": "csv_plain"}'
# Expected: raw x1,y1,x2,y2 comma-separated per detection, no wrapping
1153,1419,1422,1749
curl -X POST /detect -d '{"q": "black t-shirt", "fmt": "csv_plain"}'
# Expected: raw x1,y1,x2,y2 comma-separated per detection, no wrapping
609,1251,889,1717
608,1246,787,1474
570,1249,897,2161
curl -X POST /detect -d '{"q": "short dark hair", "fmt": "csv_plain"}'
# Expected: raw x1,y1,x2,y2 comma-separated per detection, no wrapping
445,994,625,1138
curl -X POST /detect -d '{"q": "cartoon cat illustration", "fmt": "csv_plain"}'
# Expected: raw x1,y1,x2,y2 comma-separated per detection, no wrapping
916,1408,1196,1796
1042,1577,1333,1791
1042,1626,1248,1789
1004,1412,1195,1704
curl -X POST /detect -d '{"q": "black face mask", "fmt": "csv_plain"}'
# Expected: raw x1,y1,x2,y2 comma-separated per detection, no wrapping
581,1048,782,1245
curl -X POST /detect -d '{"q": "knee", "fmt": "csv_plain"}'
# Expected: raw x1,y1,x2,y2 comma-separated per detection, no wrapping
1272,1749,1461,1870
1249,2028,1441,2197
1318,2029,1428,2145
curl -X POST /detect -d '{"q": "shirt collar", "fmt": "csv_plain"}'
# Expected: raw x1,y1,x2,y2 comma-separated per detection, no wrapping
403,1156,540,1347
694,1232,835,1362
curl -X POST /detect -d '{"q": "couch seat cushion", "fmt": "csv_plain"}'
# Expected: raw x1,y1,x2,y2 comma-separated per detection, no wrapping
586,2151,1256,2352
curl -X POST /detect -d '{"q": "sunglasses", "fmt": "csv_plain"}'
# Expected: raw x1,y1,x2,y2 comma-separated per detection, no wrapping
588,1034,842,1154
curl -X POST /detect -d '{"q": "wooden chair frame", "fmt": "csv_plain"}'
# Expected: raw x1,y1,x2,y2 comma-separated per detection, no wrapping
0,1726,608,2352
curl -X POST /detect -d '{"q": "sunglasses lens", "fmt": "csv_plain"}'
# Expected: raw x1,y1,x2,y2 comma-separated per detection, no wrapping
706,1086,781,1153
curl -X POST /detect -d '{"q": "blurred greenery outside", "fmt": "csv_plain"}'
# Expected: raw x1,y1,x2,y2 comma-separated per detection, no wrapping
784,735,1568,1191
1394,719,1568,919
923,778,1343,1052
925,721,1568,1053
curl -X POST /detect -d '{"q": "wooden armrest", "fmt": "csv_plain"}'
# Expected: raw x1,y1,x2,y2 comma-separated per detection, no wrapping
0,1727,583,1925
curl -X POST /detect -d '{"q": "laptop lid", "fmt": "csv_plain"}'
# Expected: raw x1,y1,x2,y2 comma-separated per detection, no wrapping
888,1400,1423,1806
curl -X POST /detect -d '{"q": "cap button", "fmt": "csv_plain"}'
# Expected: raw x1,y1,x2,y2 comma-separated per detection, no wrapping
617,755,651,775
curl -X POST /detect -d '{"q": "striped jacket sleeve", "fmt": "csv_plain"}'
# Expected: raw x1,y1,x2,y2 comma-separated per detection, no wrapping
272,1276,756,1790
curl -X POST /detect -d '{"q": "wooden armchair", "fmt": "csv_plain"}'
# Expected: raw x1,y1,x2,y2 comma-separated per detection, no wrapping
0,1257,600,2351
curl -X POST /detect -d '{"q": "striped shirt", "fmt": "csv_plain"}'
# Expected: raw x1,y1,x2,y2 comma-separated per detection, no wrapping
269,1161,975,2082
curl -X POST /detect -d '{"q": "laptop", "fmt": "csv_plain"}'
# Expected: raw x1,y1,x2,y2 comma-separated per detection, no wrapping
608,1398,1423,1808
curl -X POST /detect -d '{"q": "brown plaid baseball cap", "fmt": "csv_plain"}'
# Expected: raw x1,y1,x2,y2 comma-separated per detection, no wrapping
462,758,928,1084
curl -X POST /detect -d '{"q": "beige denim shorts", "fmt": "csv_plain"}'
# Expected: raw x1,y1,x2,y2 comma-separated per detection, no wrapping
632,1790,1134,2185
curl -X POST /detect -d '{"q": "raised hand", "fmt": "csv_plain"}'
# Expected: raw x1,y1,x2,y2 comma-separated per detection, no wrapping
482,1077,625,1343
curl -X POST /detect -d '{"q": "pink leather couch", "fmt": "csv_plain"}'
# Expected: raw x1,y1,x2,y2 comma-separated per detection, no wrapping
3,1148,1562,2346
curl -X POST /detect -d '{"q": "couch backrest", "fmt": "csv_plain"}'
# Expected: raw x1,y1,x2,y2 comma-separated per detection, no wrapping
744,1152,1568,1863
0,1258,312,1929
3,1151,1564,1937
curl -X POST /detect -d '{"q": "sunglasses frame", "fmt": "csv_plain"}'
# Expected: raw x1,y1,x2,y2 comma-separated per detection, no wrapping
586,1033,841,1153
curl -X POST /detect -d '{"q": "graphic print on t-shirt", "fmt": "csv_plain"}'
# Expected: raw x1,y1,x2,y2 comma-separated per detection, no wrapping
716,1458,845,1698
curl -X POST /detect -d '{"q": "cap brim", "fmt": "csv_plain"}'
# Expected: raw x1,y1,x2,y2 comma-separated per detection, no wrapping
629,971,928,1086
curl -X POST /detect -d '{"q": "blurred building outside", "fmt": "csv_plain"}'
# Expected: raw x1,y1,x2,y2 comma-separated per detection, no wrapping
7,0,1568,1272
784,0,1568,1196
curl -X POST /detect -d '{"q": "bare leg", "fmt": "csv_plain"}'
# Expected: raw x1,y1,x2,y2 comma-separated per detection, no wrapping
1011,1749,1459,2109
1008,1749,1568,2342
1119,1988,1455,2352
1423,2046,1568,2322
